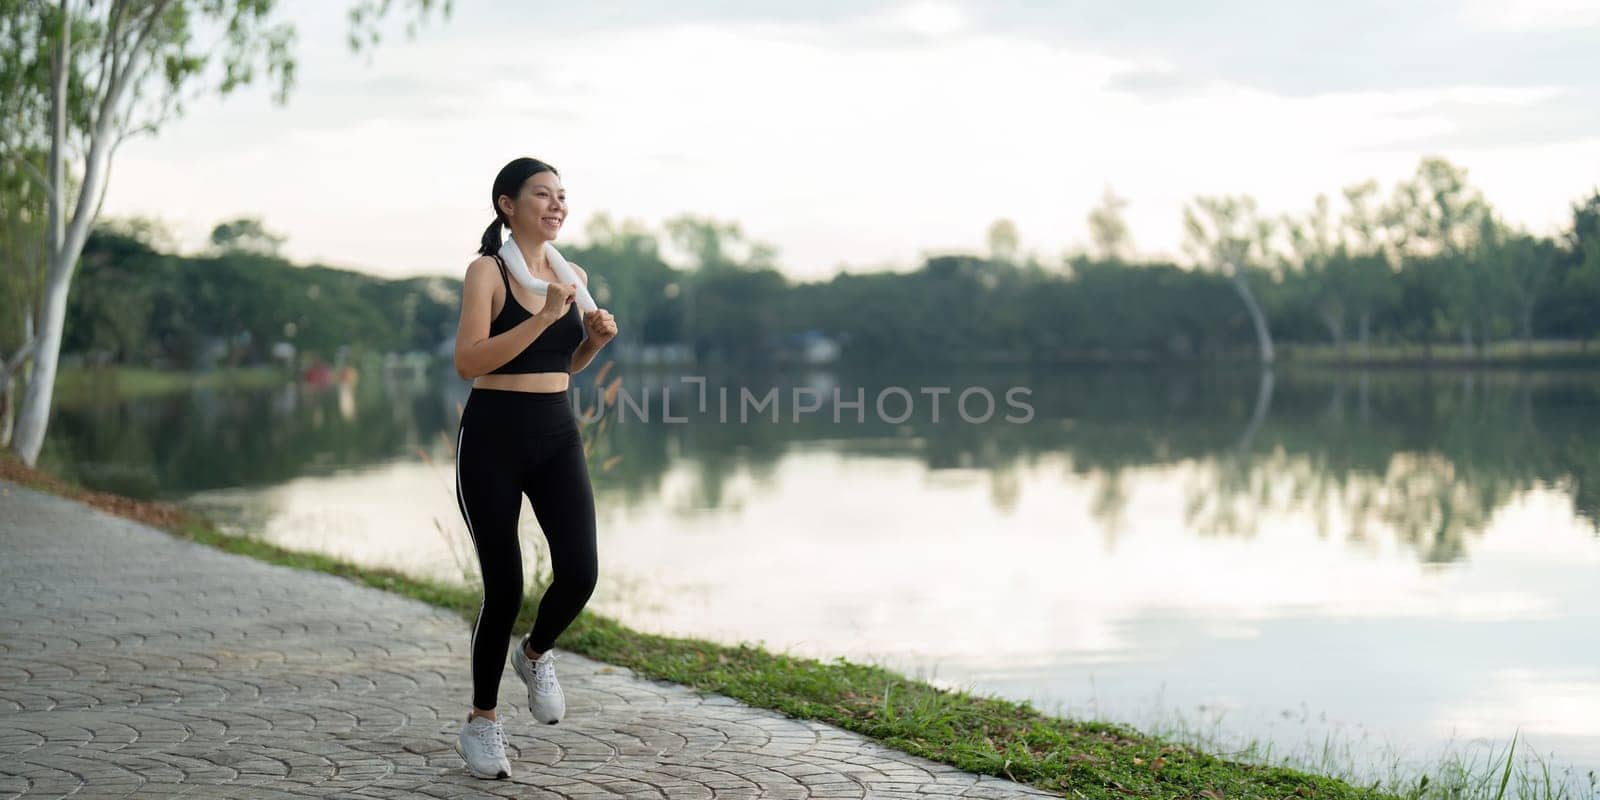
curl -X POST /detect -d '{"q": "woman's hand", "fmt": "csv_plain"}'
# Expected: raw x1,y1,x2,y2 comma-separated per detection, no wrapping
538,281,576,321
583,309,618,346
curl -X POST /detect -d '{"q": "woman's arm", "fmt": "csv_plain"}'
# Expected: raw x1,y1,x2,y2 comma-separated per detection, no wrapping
570,340,603,374
453,257,562,380
568,263,616,375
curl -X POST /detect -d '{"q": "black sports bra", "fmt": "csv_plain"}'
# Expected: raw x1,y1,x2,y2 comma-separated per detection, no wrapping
486,253,585,374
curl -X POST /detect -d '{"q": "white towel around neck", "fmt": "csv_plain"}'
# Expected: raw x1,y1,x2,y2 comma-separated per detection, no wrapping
497,235,598,316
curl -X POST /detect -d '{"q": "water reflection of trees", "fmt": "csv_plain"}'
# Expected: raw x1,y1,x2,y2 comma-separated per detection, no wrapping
1180,369,1598,561
614,366,1599,560
42,365,1600,560
42,369,451,498
1184,448,1502,563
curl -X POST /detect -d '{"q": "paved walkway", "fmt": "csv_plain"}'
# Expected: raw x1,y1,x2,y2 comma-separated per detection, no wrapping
0,482,1055,799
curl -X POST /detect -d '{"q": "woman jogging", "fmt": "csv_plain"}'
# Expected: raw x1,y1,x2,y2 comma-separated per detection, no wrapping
450,156,618,779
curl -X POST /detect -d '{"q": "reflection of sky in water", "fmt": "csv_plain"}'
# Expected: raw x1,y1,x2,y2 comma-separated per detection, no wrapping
186,446,1600,779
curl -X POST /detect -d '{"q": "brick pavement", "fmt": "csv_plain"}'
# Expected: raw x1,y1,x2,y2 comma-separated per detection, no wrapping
0,482,1056,799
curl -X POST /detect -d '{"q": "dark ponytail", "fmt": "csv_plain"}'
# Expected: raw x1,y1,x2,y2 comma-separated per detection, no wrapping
476,157,560,256
479,216,505,257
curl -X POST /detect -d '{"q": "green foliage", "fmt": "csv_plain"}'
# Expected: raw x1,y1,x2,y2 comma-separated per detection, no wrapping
345,0,451,54
64,179,1600,373
1385,157,1493,258
3,0,302,147
66,228,459,365
0,1,95,156
1550,190,1600,339
41,155,1600,373
209,215,285,256
1087,186,1133,263
0,147,48,352
663,213,770,273
986,217,1020,264
1184,194,1277,278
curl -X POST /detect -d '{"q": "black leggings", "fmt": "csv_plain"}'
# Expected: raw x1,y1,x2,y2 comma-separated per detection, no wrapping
454,388,598,711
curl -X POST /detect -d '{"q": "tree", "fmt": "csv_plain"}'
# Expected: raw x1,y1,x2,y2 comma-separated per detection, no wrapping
64,224,160,364
574,212,674,349
1282,182,1402,361
1560,190,1600,343
1385,157,1492,259
1478,218,1559,352
1335,180,1400,357
0,0,449,466
1381,157,1497,354
985,218,1019,264
1086,186,1132,262
1183,194,1277,364
664,214,748,273
99,213,178,250
210,215,285,256
1284,193,1344,353
661,214,783,360
584,211,659,262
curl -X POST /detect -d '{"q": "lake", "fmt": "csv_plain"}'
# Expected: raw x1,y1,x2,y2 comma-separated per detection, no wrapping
39,364,1600,785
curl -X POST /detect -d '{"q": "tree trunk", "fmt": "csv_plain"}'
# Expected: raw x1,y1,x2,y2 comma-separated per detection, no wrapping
1319,307,1344,361
1521,304,1533,358
1229,270,1274,365
1357,311,1371,363
12,4,70,466
0,374,13,449
0,315,31,450
14,273,73,464
13,2,121,466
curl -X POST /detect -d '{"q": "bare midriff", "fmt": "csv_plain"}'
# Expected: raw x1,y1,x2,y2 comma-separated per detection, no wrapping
472,371,570,393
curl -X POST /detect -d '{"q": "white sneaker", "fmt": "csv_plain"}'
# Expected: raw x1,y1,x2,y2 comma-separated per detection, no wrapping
453,715,512,779
511,642,566,724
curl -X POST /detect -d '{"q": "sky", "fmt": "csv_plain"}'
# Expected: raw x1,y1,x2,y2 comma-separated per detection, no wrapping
100,0,1600,281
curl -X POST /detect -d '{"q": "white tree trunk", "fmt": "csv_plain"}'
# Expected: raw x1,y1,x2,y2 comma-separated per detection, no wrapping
1318,306,1344,359
13,138,112,465
13,0,122,466
13,275,72,463
1229,269,1275,365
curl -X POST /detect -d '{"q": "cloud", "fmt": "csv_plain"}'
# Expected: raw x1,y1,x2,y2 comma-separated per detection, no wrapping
870,1,972,38
1105,67,1211,100
1372,86,1600,150
967,0,1600,97
97,2,1600,279
1460,0,1600,31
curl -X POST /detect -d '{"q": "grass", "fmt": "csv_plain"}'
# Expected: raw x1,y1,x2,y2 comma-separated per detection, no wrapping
53,364,288,400
1134,703,1596,800
4,436,1591,798
1279,339,1598,366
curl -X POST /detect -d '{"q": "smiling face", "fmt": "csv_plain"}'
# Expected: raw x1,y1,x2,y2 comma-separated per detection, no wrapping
498,170,566,242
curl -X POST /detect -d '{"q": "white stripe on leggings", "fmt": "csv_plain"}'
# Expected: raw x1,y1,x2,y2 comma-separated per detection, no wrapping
455,426,485,661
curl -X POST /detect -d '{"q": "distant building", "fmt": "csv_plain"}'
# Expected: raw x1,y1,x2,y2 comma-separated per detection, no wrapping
765,329,840,365
612,342,694,365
